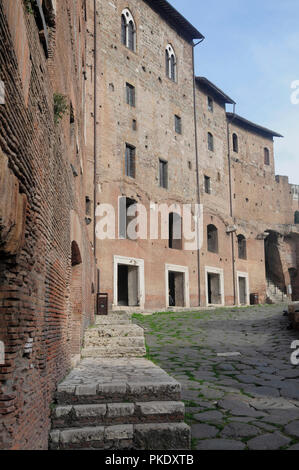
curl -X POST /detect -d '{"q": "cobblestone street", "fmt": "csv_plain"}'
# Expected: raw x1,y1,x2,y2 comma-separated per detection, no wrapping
134,305,299,450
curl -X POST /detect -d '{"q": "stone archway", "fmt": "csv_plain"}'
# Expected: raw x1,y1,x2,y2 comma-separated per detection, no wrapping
70,241,83,360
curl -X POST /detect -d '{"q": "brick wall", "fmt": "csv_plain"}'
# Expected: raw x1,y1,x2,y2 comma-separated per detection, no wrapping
0,0,96,450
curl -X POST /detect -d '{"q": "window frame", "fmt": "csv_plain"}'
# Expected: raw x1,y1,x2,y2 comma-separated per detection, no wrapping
207,224,218,253
208,132,214,152
233,133,239,153
264,147,270,166
159,159,168,189
121,9,136,52
125,143,136,179
165,44,177,82
126,82,135,107
204,175,211,194
207,96,214,112
174,115,182,134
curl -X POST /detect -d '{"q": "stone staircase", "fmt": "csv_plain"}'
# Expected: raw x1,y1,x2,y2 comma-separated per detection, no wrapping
81,314,146,358
49,314,190,450
266,279,288,304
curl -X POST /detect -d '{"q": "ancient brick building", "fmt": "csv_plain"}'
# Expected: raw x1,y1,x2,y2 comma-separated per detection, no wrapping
0,0,298,450
89,0,299,312
0,0,96,449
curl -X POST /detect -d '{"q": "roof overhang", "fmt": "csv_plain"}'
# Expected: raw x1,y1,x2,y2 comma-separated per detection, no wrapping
143,0,204,42
196,77,236,105
227,113,283,138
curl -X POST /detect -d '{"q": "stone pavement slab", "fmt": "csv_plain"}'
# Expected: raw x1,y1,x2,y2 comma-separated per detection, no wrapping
134,304,299,450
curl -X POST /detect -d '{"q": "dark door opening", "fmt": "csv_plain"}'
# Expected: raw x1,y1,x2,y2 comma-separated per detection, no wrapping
238,277,247,305
168,271,184,307
117,264,139,307
208,273,221,305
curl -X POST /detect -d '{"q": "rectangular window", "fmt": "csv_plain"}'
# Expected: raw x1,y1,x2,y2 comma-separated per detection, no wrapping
119,197,137,240
204,176,211,194
125,144,136,178
175,115,182,134
126,83,135,107
208,96,213,112
159,159,168,189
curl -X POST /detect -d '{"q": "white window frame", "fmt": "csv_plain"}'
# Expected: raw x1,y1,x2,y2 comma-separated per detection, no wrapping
121,8,136,52
165,44,177,82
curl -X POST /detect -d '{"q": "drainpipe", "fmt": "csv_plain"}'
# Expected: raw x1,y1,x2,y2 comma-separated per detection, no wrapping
192,38,204,306
227,106,237,305
93,0,97,264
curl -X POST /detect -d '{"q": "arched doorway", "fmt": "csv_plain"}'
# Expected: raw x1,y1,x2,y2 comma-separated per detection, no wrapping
70,241,83,358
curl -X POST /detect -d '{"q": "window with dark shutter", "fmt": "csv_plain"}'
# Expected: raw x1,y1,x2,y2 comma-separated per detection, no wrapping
169,213,182,250
159,159,168,189
264,148,270,165
125,144,136,178
208,132,214,152
233,133,239,153
126,83,135,106
204,176,211,194
175,115,182,134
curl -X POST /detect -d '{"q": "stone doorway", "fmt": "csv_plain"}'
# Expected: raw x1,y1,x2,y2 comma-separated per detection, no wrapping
205,267,224,306
168,271,185,307
117,264,139,307
237,274,249,305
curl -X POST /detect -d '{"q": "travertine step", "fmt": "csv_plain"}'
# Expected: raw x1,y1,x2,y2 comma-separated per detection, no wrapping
56,379,181,405
81,345,146,358
85,324,144,339
49,422,190,450
95,314,132,325
50,358,189,450
52,401,185,428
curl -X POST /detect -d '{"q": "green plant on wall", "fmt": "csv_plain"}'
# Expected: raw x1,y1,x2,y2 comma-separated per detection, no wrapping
24,0,34,14
53,93,69,125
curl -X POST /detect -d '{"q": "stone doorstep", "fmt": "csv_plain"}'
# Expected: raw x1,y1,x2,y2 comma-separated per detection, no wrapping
56,381,181,405
49,423,190,450
80,346,146,358
52,401,185,428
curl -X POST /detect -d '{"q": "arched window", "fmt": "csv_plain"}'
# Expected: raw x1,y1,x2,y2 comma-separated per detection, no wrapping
121,9,136,52
165,44,176,82
264,148,270,165
233,133,238,153
295,211,299,224
169,212,182,250
208,132,214,152
207,225,218,253
237,235,247,260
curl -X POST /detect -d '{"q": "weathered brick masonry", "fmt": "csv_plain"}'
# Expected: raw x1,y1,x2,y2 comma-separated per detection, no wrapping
0,0,96,449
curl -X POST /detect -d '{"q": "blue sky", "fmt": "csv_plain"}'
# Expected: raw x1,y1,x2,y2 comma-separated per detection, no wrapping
170,0,299,184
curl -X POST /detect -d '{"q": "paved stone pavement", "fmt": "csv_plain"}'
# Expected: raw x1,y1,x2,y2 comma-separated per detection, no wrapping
134,304,299,450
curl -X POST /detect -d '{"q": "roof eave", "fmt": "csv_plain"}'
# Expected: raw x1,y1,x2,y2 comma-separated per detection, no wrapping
195,77,236,105
143,0,204,41
226,113,283,138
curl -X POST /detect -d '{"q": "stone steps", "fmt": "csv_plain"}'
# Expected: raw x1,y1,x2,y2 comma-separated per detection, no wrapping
52,401,185,428
55,379,181,406
82,319,146,358
81,346,146,358
95,314,132,325
49,322,190,450
49,422,190,450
